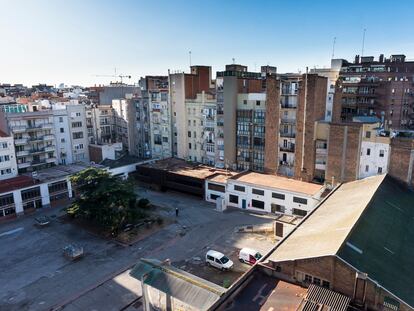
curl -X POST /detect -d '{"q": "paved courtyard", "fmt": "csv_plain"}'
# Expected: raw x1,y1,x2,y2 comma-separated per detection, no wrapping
0,188,276,311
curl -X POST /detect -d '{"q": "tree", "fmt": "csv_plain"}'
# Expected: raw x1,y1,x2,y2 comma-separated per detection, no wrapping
67,168,139,233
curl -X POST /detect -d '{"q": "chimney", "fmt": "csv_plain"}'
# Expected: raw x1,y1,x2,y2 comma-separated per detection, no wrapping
354,55,360,64
379,54,384,63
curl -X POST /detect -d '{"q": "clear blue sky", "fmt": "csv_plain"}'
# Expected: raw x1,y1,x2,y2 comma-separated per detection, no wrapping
1,0,414,86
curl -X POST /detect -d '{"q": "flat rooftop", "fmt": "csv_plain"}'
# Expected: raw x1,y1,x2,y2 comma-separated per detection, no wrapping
22,163,104,183
0,175,37,194
229,171,324,196
100,155,144,169
206,171,239,184
139,158,232,180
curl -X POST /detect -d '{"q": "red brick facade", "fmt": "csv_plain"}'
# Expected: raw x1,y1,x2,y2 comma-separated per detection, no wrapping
264,76,280,173
389,137,414,188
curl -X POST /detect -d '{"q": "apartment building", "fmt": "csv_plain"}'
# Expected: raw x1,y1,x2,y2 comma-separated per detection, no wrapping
0,105,57,173
310,59,343,121
86,104,116,144
0,131,17,180
52,102,90,164
140,76,171,159
333,54,414,130
215,77,225,167
169,65,215,161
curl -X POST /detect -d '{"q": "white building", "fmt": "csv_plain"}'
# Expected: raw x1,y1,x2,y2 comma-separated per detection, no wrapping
206,171,325,217
52,101,90,164
358,123,390,179
0,131,18,180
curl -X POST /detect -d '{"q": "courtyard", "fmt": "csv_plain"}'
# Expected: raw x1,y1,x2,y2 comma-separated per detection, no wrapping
0,187,276,311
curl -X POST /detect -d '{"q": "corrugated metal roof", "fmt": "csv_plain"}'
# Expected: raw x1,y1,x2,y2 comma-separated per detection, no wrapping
304,284,350,311
130,259,226,311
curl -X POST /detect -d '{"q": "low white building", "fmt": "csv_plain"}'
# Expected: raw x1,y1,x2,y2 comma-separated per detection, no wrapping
0,131,18,180
206,171,325,217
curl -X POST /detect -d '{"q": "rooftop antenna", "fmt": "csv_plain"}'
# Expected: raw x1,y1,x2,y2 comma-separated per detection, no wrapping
361,28,366,57
331,36,336,59
189,51,192,67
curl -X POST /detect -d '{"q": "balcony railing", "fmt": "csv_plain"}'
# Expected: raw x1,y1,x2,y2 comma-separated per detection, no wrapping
14,138,28,145
11,125,26,133
280,145,295,152
281,104,297,109
280,132,296,138
281,118,296,124
43,135,55,141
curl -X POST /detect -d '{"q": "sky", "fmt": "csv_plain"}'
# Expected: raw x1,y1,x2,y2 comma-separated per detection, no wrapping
1,0,414,87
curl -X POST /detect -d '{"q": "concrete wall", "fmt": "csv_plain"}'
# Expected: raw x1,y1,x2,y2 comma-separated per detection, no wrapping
0,135,18,180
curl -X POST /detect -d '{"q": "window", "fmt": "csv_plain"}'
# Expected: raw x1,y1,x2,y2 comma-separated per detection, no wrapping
188,131,191,138
193,120,196,126
193,131,196,138
72,132,83,139
271,203,285,213
208,183,225,193
293,208,307,216
313,277,321,286
21,187,41,201
256,100,260,106
207,255,214,261
72,122,82,128
272,192,285,200
365,165,369,172
234,185,245,192
229,195,238,204
252,188,264,196
48,181,68,194
378,167,383,174
251,199,264,209
76,112,81,117
0,194,14,207
366,148,371,156
210,194,220,201
60,128,64,133
59,117,63,123
293,197,307,205
304,274,312,283
162,137,168,143
188,143,191,149
379,150,384,157
322,280,330,288
243,100,247,105
365,131,371,138
188,120,191,126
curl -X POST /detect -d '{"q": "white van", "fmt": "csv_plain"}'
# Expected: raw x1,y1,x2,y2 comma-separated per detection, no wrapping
206,250,234,271
238,248,262,265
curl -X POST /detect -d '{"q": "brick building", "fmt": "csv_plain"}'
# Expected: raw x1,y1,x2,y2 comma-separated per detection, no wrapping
388,134,414,189
332,54,414,130
261,175,414,311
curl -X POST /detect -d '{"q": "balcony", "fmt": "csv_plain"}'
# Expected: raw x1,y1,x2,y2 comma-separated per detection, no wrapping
17,162,31,169
31,159,47,166
281,104,297,109
280,145,295,153
16,150,29,157
281,118,296,124
316,148,328,155
29,148,47,155
44,145,55,152
280,132,296,138
46,157,57,163
27,136,43,143
315,163,326,170
14,138,28,145
11,125,27,133
43,135,55,141
41,123,54,129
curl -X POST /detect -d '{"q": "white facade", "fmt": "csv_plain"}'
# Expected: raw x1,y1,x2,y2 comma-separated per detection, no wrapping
52,103,89,164
225,180,321,216
359,141,390,179
0,134,18,180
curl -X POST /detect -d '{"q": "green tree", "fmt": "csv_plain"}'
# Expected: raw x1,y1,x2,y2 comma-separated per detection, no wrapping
67,167,139,233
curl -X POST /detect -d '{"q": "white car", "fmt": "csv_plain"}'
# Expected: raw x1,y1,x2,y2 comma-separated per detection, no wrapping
206,250,234,271
239,248,262,265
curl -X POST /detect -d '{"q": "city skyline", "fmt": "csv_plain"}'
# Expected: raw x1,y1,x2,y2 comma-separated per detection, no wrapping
2,0,414,86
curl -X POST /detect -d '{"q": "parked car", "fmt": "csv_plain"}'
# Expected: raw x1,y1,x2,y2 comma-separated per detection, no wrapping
239,248,262,265
206,250,234,271
34,216,51,227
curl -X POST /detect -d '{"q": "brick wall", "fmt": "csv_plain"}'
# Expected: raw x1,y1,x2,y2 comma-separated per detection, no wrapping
326,123,362,185
294,74,327,181
264,76,280,173
389,137,414,188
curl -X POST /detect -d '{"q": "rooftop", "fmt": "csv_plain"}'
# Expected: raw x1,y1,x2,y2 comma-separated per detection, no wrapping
0,175,37,194
0,130,9,137
100,154,144,169
266,175,385,263
266,174,414,308
229,171,324,196
140,158,231,180
130,259,226,311
206,171,239,184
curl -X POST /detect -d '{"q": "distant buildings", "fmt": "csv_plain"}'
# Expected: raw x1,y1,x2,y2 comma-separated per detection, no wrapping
0,130,18,180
